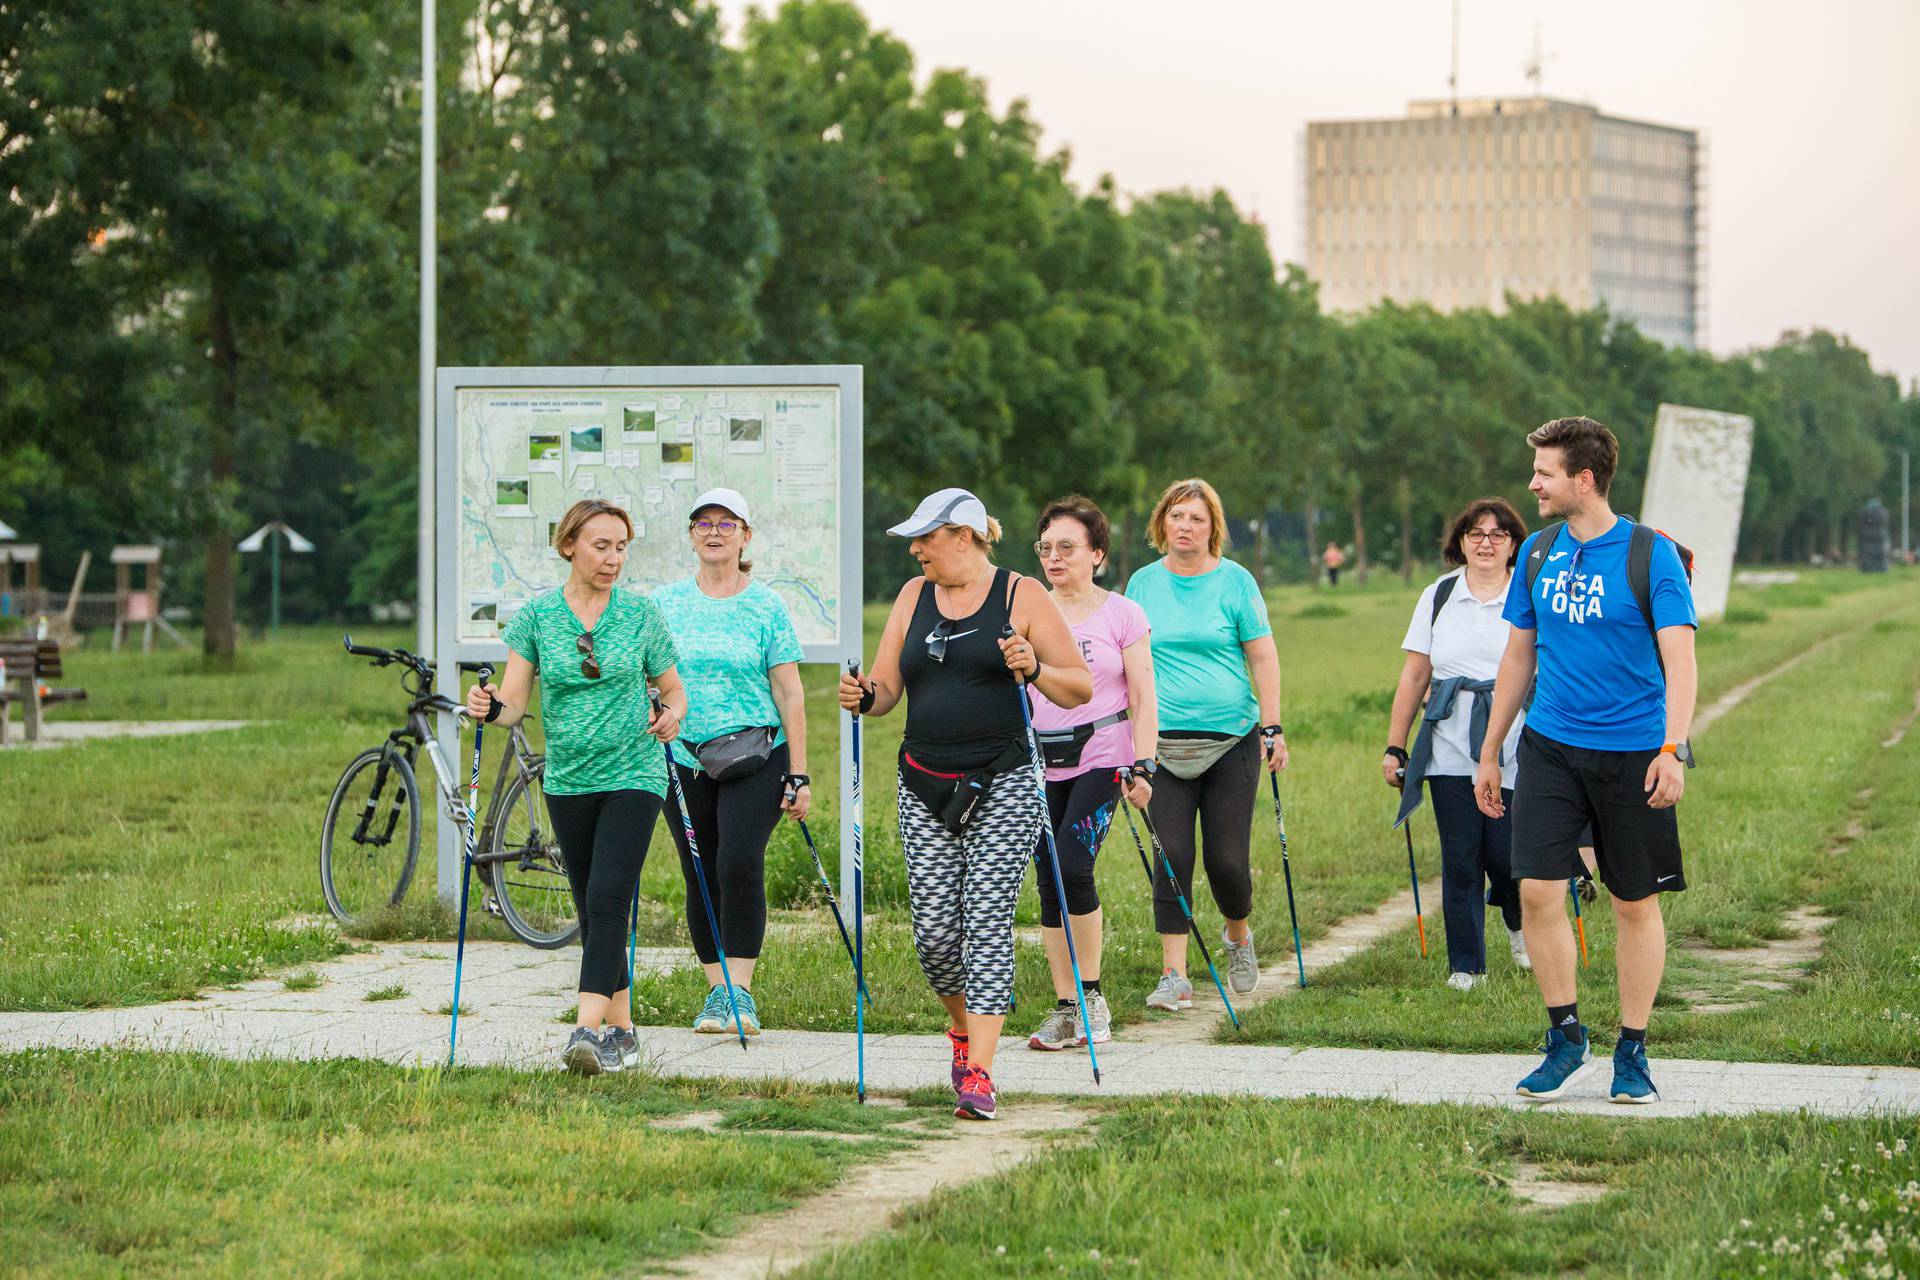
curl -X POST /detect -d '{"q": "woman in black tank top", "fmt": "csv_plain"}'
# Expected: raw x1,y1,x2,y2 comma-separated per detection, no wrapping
839,488,1090,1120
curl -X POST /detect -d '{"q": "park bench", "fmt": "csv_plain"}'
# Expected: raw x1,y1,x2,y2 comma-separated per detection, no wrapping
0,636,87,744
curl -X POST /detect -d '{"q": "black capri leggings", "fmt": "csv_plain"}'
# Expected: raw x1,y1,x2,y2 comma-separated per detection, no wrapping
545,788,665,998
1032,770,1120,928
665,743,789,965
1145,731,1259,935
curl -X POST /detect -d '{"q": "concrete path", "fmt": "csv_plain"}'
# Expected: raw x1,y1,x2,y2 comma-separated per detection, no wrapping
0,718,254,750
4,940,1915,1122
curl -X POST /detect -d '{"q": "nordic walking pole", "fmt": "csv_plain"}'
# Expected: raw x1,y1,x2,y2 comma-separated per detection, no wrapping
1394,770,1428,959
1569,877,1589,968
1266,767,1308,988
847,660,866,1104
1117,769,1240,1029
654,691,749,1052
449,664,492,1066
1003,626,1101,1086
791,798,871,1003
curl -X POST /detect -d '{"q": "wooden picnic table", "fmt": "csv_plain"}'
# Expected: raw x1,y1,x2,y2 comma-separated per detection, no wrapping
0,636,87,744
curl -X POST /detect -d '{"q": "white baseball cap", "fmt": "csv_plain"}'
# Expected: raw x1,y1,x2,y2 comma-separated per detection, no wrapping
688,487,751,525
887,488,991,538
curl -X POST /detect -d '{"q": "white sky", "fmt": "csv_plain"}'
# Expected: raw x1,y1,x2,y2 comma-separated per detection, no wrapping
717,0,1920,387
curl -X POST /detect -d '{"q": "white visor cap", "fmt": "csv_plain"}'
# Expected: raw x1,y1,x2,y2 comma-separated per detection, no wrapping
688,487,751,525
886,488,991,539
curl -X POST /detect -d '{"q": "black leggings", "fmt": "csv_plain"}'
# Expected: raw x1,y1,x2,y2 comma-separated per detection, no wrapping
665,743,789,965
545,789,664,998
1146,731,1259,935
1032,771,1120,927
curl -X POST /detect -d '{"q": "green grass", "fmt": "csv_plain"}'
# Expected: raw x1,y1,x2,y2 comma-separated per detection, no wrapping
0,1050,935,1277
363,983,408,1002
1235,584,1920,1065
280,969,324,992
792,1095,1920,1278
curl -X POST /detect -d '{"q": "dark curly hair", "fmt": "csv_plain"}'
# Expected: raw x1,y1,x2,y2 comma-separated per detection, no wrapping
1035,494,1112,570
1441,497,1528,568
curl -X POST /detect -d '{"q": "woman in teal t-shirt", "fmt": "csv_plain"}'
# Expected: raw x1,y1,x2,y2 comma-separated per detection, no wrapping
471,499,686,1077
1125,478,1287,1012
652,488,810,1036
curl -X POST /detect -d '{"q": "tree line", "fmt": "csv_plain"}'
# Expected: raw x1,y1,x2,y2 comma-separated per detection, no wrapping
4,0,1914,656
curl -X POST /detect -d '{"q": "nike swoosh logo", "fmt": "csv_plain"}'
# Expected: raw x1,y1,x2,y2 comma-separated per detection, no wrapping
943,629,978,641
1548,551,1569,561
1656,875,1679,884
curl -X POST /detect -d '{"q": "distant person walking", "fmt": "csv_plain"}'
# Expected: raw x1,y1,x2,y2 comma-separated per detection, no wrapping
1322,541,1348,588
1126,478,1286,1011
1476,417,1697,1105
1385,498,1530,989
1022,495,1157,1052
469,499,686,1076
838,488,1090,1120
653,488,810,1037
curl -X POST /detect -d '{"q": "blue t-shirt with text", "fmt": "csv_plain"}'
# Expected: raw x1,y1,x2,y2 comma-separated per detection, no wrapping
1503,516,1696,752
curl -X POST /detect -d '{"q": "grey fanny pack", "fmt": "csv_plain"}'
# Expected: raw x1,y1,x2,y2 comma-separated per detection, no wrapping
1155,731,1240,780
692,726,777,782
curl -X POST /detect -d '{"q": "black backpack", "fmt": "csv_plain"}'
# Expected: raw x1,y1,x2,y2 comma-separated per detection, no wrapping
1523,520,1696,668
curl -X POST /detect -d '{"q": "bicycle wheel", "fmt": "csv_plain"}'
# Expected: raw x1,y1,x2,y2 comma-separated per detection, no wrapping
488,770,579,948
320,747,421,926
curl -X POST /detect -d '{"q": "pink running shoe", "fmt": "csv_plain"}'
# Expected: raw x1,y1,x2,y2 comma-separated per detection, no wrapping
954,1065,997,1120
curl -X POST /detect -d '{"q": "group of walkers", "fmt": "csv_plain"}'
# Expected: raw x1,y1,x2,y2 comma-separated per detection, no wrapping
467,412,1696,1120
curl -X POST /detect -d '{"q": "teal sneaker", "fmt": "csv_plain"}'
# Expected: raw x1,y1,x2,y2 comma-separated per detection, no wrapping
1610,1038,1659,1104
730,987,762,1036
692,985,729,1034
1516,1026,1593,1101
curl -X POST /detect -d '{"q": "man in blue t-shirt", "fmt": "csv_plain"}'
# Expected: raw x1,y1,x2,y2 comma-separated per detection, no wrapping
1474,416,1698,1106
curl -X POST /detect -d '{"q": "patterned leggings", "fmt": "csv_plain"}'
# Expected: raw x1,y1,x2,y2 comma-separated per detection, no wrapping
897,767,1044,1016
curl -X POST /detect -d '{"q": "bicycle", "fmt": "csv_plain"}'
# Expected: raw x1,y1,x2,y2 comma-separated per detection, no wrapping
319,636,580,948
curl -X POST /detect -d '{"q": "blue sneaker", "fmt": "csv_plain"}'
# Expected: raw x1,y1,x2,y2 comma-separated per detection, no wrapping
692,985,729,1033
1611,1038,1659,1104
1516,1026,1593,1100
730,987,762,1036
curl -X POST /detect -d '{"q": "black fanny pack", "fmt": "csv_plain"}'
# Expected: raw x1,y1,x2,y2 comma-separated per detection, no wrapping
900,744,1025,835
692,726,777,782
1032,709,1130,769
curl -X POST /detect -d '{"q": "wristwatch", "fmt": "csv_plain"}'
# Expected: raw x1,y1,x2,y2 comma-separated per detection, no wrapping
1260,723,1285,740
1128,758,1158,780
1660,741,1696,768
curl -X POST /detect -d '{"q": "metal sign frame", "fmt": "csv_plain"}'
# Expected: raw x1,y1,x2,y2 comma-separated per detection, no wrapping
430,364,863,907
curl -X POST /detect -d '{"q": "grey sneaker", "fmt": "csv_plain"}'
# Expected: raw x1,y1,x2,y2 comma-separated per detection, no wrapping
605,1024,640,1069
1224,931,1259,994
1028,1004,1080,1051
1145,970,1194,1011
561,1027,608,1076
1509,929,1532,971
1085,991,1112,1045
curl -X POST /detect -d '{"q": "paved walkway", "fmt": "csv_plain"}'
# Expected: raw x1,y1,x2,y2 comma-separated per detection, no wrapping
4,939,1916,1121
0,718,253,750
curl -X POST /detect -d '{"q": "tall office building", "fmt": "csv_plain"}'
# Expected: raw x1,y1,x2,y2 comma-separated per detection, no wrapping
1303,97,1703,348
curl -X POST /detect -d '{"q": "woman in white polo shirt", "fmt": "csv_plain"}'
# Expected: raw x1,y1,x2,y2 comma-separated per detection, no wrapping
1382,498,1530,988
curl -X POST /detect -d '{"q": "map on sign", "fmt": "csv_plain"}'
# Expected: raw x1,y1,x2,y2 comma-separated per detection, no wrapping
456,385,842,646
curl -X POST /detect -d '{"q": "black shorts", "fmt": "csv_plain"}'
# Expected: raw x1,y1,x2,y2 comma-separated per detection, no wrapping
1510,728,1685,901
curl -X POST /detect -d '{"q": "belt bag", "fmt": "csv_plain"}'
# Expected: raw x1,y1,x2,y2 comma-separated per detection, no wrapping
1156,731,1240,780
692,726,777,782
901,751,996,835
1033,709,1130,769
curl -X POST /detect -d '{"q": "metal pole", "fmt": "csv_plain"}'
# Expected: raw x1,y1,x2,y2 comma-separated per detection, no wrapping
1903,449,1911,561
269,530,281,635
420,0,454,900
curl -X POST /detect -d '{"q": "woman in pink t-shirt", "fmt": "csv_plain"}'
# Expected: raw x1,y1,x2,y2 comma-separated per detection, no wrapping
1025,496,1159,1051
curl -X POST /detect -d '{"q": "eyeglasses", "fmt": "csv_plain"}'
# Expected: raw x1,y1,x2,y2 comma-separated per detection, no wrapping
691,519,741,536
925,617,956,664
1464,530,1511,545
1032,540,1083,560
576,631,601,680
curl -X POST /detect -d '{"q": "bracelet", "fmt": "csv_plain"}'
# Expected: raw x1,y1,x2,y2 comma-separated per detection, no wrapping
1383,745,1408,764
783,773,811,790
1030,657,1043,680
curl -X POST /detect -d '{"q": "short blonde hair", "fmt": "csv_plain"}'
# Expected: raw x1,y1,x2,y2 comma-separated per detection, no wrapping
553,499,634,560
1147,478,1227,558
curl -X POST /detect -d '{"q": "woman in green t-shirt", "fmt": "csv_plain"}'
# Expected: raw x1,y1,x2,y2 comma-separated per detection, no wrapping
1124,478,1287,1012
469,499,686,1077
653,488,810,1036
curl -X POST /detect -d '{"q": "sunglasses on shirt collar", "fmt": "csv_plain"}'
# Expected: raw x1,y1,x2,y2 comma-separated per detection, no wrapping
576,631,600,679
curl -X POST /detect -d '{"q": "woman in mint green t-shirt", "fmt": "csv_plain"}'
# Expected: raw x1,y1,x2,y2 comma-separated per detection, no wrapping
470,499,687,1077
653,488,810,1037
1125,478,1287,1013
